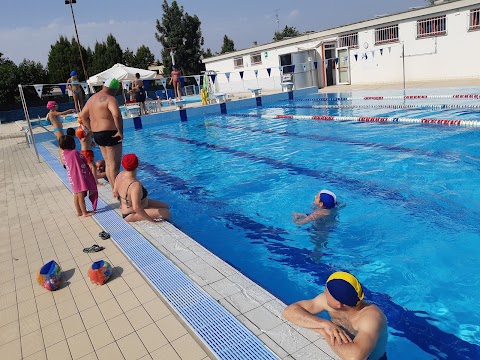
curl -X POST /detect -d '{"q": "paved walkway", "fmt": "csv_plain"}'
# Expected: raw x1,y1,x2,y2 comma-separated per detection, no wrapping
0,123,213,360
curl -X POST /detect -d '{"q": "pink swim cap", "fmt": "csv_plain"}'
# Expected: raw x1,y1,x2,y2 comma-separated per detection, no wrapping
46,101,57,109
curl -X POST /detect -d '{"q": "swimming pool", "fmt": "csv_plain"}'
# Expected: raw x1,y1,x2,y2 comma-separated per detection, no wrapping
119,87,480,359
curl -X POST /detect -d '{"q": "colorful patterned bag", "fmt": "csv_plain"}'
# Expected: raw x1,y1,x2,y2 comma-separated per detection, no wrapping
36,260,62,291
88,260,112,285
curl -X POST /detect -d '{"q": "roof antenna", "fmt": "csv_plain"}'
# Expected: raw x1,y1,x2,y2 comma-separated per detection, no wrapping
275,9,280,31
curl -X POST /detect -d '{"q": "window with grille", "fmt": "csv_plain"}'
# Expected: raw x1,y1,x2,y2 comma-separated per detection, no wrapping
250,53,262,65
417,15,447,37
338,33,359,48
470,8,480,30
233,57,244,68
375,25,399,44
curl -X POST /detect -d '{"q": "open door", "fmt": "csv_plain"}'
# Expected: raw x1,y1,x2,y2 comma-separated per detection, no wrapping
337,47,350,84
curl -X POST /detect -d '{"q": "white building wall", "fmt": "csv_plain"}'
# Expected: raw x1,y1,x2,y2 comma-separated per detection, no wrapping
204,1,480,89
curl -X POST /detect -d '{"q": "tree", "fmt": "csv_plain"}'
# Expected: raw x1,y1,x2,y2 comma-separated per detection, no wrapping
91,34,123,75
0,53,18,107
273,25,301,41
220,35,235,54
17,59,49,102
123,48,136,67
134,45,155,69
47,36,87,83
155,0,205,75
203,48,213,59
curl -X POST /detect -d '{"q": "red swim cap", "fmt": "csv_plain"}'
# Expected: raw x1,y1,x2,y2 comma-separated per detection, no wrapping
122,154,138,171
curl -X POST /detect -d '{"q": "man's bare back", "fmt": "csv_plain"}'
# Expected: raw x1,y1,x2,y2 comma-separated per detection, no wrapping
82,90,122,132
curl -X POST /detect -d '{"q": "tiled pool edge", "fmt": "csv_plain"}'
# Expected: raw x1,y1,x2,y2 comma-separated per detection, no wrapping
37,124,338,359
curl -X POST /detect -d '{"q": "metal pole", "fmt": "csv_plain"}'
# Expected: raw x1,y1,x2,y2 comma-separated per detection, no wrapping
402,42,406,99
18,85,40,162
68,0,88,81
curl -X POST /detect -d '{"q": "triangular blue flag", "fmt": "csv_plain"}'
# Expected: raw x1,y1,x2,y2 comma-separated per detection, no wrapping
239,71,244,79
225,72,230,82
291,65,295,73
335,58,339,65
380,49,383,56
267,68,271,77
209,74,216,84
254,70,258,78
143,80,150,89
313,61,318,69
365,53,368,60
354,54,358,61
59,84,66,95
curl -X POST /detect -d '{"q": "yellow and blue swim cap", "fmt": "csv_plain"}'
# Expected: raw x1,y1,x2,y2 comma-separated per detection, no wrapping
104,78,120,90
326,271,364,306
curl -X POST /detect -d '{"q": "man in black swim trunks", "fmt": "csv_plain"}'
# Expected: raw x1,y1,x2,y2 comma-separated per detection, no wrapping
79,78,123,197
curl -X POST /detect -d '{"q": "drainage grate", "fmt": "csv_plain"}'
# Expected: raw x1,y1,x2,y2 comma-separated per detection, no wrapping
38,144,279,360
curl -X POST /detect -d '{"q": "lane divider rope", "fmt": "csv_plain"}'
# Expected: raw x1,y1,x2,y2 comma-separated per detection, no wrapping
274,104,480,110
229,113,480,128
286,94,480,102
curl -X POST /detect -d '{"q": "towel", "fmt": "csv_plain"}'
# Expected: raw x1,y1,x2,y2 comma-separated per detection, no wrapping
62,149,98,210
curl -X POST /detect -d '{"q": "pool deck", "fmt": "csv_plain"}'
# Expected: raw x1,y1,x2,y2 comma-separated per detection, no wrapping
0,116,338,359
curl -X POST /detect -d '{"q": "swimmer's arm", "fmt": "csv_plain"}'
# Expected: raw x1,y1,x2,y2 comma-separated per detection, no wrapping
283,294,352,344
293,209,329,225
323,310,385,360
130,183,156,223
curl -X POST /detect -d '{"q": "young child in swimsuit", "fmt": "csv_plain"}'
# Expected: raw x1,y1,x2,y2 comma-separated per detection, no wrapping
58,135,98,217
46,101,76,162
75,121,99,184
67,70,84,112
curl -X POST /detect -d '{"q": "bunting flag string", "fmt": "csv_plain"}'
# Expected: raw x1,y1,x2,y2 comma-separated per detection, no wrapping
80,82,90,95
302,63,307,72
254,70,258,78
267,68,271,77
380,48,384,56
225,72,230,82
239,71,244,80
354,54,358,61
291,65,296,73
33,84,43,98
59,84,66,95
194,75,201,86
209,74,217,84
313,61,318,69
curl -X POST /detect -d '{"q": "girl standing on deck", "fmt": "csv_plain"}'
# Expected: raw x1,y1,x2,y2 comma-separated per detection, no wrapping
67,70,84,113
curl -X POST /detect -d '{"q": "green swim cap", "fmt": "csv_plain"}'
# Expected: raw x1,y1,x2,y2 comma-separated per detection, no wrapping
104,78,120,89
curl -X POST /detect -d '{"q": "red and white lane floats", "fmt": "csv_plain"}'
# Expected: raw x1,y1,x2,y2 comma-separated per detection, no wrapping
281,104,480,110
295,94,480,102
253,114,480,128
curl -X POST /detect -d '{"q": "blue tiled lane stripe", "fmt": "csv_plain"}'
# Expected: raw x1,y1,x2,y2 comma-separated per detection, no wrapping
36,144,279,360
137,157,479,360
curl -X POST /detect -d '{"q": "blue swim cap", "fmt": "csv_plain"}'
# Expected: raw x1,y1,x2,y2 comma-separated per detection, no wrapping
319,190,337,209
70,70,77,76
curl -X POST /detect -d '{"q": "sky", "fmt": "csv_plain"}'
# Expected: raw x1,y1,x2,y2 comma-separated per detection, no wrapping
0,0,429,66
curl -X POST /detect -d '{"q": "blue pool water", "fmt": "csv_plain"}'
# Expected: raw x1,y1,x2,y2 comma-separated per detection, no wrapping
118,88,479,359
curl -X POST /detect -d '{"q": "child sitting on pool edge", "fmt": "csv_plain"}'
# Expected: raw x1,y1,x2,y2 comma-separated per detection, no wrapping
293,190,337,225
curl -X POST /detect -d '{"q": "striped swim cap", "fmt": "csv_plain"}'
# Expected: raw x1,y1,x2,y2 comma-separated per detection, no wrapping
104,78,120,90
326,271,364,306
319,189,337,209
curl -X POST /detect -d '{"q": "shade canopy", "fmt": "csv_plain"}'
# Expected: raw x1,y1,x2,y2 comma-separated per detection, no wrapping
87,63,157,86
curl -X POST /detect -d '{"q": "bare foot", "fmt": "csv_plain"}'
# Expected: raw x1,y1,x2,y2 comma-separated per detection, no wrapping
82,211,95,217
76,212,82,216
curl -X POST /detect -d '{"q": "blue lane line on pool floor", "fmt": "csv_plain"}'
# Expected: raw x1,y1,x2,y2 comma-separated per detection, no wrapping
204,120,480,167
36,144,279,360
153,132,479,233
137,156,479,360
